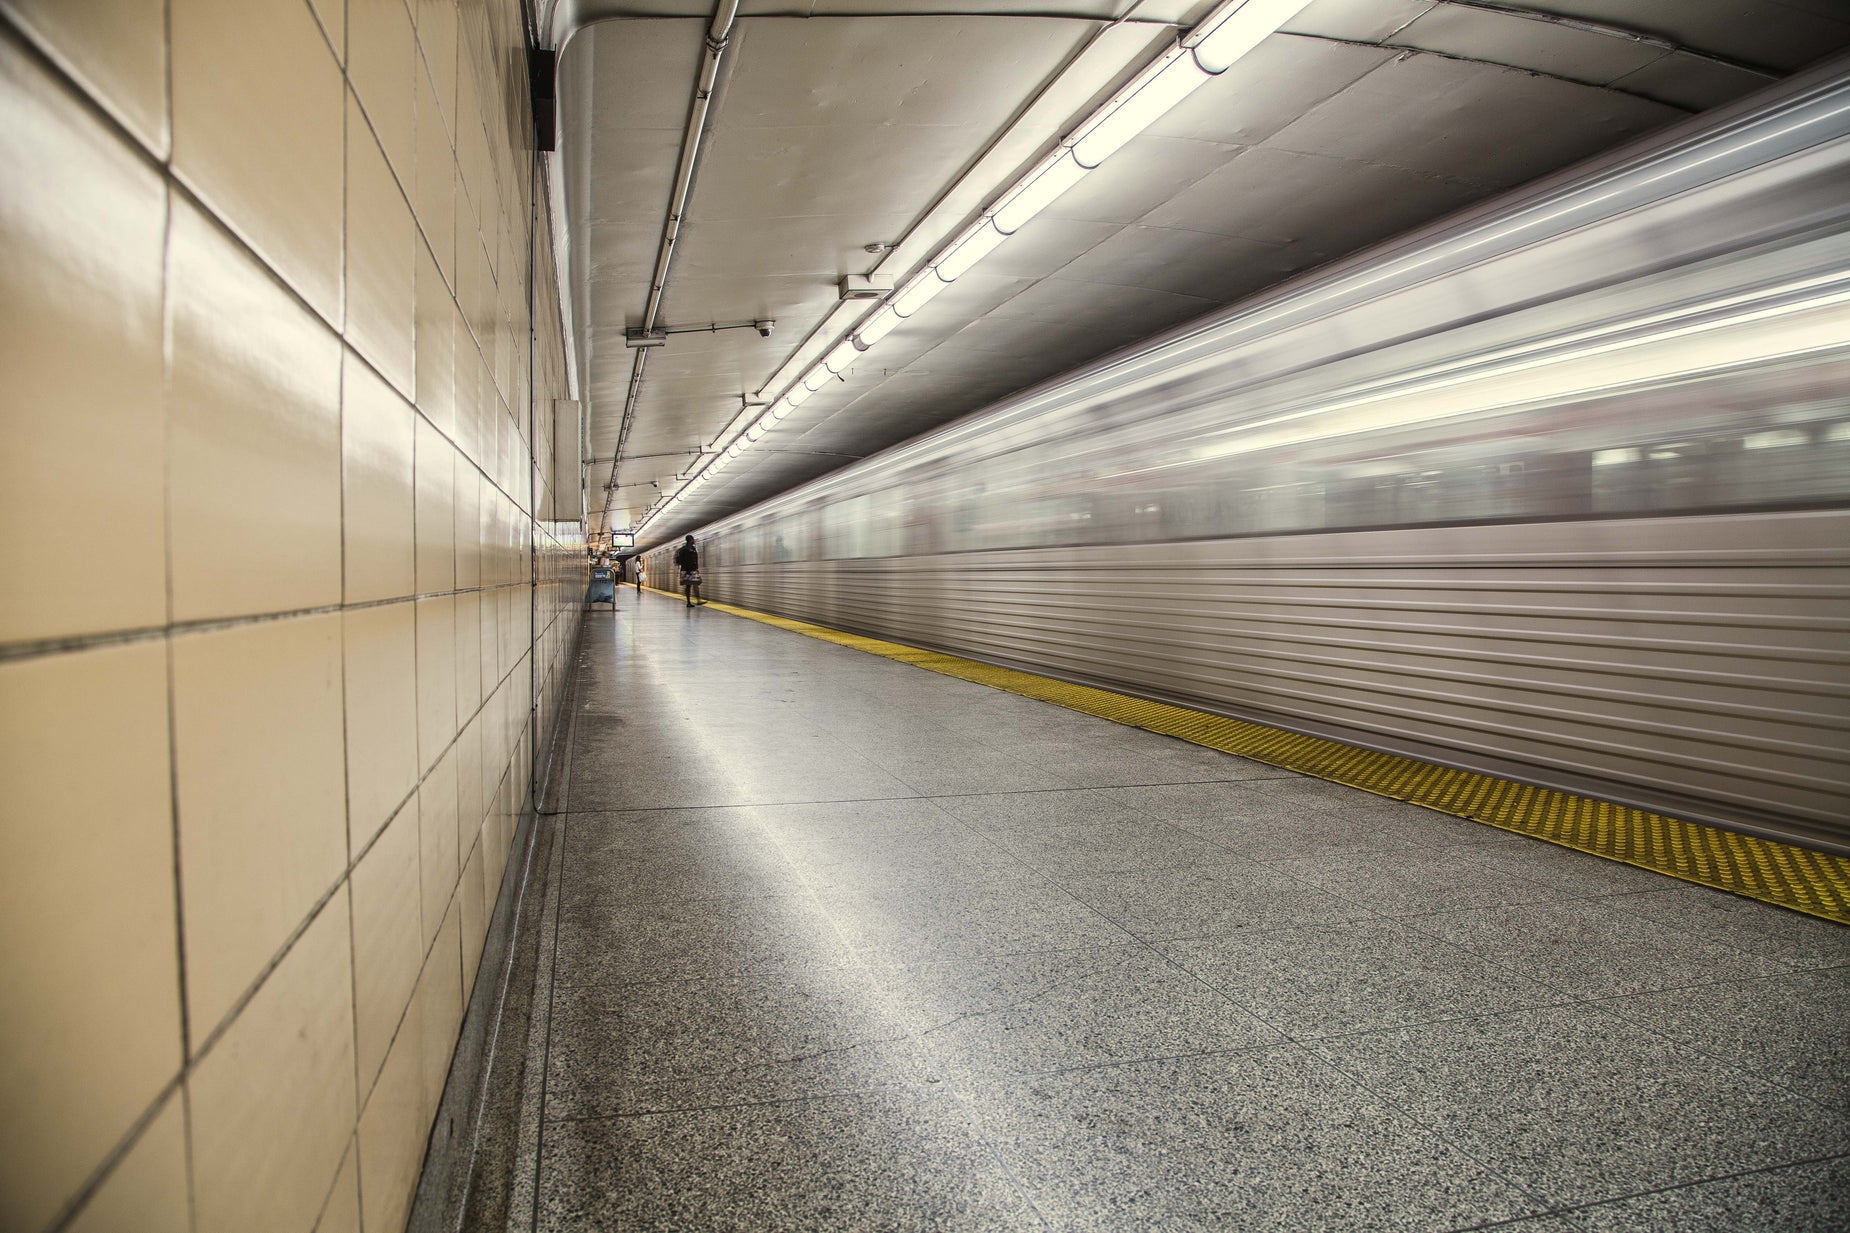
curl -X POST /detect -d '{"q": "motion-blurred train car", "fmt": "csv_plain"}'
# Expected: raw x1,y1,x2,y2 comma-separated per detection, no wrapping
649,58,1850,851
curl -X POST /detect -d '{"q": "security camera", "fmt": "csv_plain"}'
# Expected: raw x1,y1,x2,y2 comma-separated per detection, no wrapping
754,319,775,338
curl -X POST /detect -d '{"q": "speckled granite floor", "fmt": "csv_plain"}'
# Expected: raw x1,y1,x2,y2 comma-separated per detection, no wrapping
503,591,1850,1232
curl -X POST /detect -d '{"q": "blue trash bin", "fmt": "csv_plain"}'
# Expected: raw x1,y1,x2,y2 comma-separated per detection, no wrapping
587,566,616,607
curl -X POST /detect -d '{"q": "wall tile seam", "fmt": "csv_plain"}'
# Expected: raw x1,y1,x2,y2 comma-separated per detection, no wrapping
416,29,458,151
0,8,167,162
307,1132,361,1233
29,877,351,1233
302,0,342,73
110,704,537,1201
7,649,546,1211
353,866,471,1116
359,663,542,857
35,1070,191,1233
345,73,421,261
36,752,526,1233
0,584,544,665
0,17,550,455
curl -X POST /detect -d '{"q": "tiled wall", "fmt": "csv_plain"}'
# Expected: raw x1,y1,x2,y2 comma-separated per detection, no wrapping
0,1,581,1230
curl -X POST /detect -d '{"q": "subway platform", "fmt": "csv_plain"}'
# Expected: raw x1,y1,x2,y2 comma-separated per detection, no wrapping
492,587,1850,1232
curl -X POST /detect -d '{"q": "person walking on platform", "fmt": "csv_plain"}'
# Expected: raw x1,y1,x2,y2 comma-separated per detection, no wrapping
674,535,704,607
633,557,643,592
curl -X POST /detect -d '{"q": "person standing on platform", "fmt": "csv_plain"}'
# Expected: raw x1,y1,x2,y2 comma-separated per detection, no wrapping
674,535,703,607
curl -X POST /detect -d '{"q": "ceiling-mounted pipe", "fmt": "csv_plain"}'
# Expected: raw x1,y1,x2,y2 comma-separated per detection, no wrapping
599,0,741,533
643,0,741,333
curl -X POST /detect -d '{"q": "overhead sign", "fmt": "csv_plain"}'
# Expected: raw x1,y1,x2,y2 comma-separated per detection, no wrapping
610,533,635,548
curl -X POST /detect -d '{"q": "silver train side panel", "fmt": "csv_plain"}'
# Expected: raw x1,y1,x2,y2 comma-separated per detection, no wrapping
699,512,1848,850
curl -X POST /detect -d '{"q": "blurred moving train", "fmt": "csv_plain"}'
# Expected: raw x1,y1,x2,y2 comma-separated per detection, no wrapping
647,58,1850,852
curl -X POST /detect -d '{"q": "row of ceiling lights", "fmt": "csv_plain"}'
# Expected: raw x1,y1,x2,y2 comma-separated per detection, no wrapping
636,0,1314,537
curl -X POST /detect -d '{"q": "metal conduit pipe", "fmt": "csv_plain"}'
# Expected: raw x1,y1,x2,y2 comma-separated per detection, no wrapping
594,0,741,536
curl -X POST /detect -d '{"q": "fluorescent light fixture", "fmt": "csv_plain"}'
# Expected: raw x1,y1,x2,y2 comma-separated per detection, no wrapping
784,381,815,407
892,272,949,317
755,411,777,433
769,397,795,420
992,151,1089,234
935,221,1008,281
823,338,861,374
726,441,744,458
746,423,765,442
855,306,900,348
801,366,831,392
1072,49,1209,168
1190,0,1312,73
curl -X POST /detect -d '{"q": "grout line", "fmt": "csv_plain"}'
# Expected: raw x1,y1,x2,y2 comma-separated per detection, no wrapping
336,81,369,1227
1448,1150,1850,1231
0,582,543,664
39,1079,189,1233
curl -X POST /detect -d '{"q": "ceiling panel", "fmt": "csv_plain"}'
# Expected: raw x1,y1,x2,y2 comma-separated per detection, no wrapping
1040,135,1243,225
1140,145,1484,250
662,211,922,280
965,215,1124,281
652,273,839,328
1611,53,1785,113
1054,225,1300,301
1264,54,1683,189
1283,0,1434,43
1390,6,1667,86
1515,1,1850,72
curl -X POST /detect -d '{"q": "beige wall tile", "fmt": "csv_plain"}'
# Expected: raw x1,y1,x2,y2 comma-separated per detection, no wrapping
312,1139,361,1233
172,613,347,1040
454,64,489,256
2,0,168,156
346,93,416,398
171,0,344,325
455,712,484,856
0,39,166,644
350,795,421,1097
167,198,342,621
342,350,417,604
482,793,509,912
419,744,460,947
418,897,465,1118
415,236,456,436
307,0,345,64
63,1091,191,1233
190,890,356,1233
0,643,182,1232
458,837,485,999
416,418,457,593
416,593,458,771
453,588,483,719
455,226,492,363
358,984,426,1233
344,601,419,849
416,0,457,137
454,459,484,588
453,331,486,469
348,0,415,183
414,56,455,289
479,583,502,697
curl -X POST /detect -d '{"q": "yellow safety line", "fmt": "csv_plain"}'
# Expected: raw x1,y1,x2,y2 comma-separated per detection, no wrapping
640,586,1850,924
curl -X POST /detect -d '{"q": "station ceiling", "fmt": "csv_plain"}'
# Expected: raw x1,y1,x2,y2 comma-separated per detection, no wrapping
548,0,1850,546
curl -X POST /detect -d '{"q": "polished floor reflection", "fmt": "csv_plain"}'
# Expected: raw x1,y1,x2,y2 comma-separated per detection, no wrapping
518,590,1850,1232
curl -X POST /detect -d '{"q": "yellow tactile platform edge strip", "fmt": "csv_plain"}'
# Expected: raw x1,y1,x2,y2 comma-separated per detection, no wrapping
643,588,1850,924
